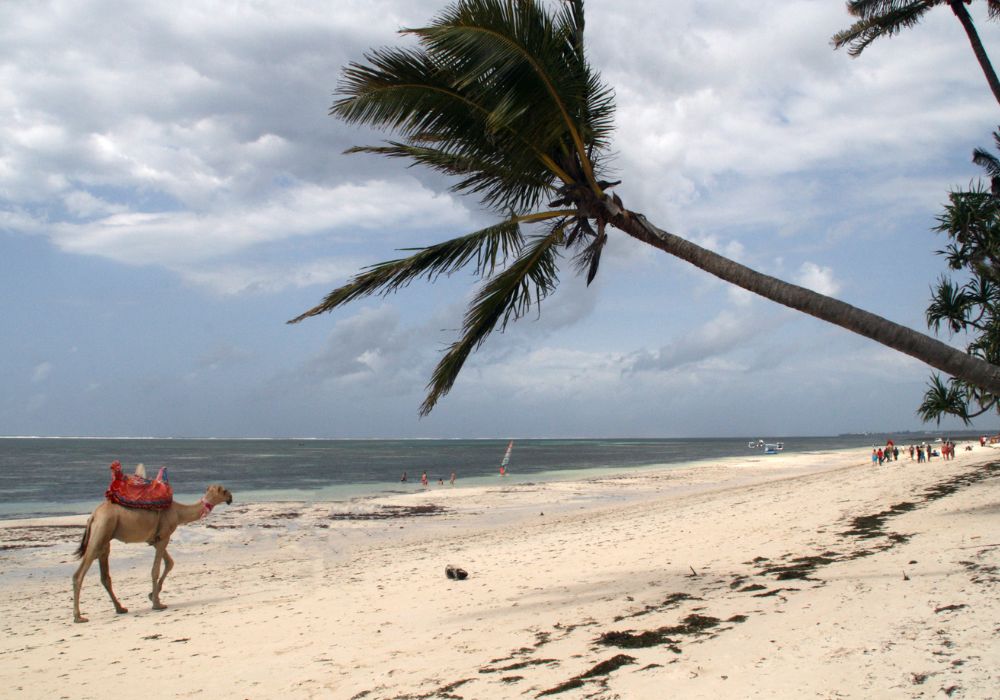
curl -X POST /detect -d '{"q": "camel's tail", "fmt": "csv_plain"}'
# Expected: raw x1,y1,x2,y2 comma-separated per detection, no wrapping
74,517,92,559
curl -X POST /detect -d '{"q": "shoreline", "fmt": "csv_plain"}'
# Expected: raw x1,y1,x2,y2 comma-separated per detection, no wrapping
0,435,928,522
1,446,997,697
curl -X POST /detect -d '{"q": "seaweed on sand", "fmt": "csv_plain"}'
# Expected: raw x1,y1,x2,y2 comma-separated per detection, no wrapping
327,504,447,520
597,629,680,650
478,658,557,674
661,613,722,635
0,525,83,551
613,592,699,621
598,613,722,650
759,554,839,581
381,678,472,700
841,502,917,539
535,655,636,697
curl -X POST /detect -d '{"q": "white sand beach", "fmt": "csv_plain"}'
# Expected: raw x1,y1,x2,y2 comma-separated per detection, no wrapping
0,445,997,698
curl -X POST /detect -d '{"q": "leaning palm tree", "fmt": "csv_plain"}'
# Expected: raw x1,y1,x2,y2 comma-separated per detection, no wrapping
290,0,1000,415
832,0,1000,106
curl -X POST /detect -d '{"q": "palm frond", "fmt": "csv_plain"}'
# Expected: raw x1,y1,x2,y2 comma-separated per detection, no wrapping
347,142,554,212
833,1,935,56
332,45,572,212
287,220,524,324
973,130,1000,186
917,373,971,424
572,220,608,286
420,229,562,414
409,0,614,195
564,215,595,248
926,276,969,334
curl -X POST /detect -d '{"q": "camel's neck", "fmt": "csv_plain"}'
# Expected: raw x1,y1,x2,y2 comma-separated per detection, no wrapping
174,498,213,525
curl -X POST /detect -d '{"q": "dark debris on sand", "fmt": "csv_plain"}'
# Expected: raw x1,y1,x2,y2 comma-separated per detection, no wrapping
759,553,839,581
383,678,472,700
479,658,558,675
0,525,83,551
536,655,637,697
328,504,448,520
598,613,723,652
613,592,699,622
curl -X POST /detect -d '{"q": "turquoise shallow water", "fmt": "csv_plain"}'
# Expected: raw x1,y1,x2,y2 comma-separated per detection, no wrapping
0,435,891,519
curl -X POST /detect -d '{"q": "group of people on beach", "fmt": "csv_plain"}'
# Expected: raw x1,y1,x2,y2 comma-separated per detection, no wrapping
400,470,456,486
872,440,961,466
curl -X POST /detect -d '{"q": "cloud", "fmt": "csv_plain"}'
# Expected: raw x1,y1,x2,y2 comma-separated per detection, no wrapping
295,304,433,392
591,0,993,234
38,179,469,267
795,262,841,296
462,345,627,404
31,362,52,383
625,310,769,374
178,258,363,296
196,344,253,371
0,0,470,279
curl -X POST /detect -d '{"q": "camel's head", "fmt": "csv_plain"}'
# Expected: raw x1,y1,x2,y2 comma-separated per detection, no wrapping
205,484,233,506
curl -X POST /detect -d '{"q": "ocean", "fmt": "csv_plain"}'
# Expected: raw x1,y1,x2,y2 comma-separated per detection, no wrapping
0,435,893,520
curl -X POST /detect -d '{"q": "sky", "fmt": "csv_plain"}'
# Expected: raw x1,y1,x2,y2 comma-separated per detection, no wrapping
2,0,999,439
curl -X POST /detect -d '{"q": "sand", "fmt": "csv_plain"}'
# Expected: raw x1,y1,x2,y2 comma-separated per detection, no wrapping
0,444,997,698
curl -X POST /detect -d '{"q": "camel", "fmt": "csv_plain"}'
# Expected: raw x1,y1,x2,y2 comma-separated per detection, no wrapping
72,484,232,623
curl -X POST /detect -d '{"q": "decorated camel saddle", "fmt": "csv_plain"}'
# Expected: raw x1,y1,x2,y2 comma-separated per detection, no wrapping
105,460,173,510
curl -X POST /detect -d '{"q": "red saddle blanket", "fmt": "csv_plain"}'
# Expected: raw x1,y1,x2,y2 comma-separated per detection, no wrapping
105,460,173,510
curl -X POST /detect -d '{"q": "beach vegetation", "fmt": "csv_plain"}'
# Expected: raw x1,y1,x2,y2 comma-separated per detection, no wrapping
832,0,1000,106
920,131,1000,423
290,0,1000,414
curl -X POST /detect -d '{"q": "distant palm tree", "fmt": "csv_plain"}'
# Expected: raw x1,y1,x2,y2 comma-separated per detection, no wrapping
832,0,1000,106
290,0,1000,414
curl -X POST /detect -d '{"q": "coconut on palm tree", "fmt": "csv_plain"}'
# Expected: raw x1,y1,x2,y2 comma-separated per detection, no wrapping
832,0,1000,106
289,0,1000,414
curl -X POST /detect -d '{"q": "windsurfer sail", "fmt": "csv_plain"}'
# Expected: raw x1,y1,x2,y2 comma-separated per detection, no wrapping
499,440,513,476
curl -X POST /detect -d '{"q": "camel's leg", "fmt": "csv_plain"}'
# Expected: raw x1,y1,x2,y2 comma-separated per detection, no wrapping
149,546,173,610
98,547,128,614
72,552,95,623
72,515,112,623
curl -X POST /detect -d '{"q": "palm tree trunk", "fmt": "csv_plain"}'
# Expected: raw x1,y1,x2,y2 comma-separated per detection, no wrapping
606,202,1000,395
949,0,1000,107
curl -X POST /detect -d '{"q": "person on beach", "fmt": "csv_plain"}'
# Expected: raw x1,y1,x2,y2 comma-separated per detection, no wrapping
450,472,456,485
871,449,878,466
909,445,914,460
401,471,408,483
499,465,506,477
421,471,428,486
877,447,884,465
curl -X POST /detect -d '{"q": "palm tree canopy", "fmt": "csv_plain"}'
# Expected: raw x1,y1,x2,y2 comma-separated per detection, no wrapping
331,0,614,213
290,0,618,414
